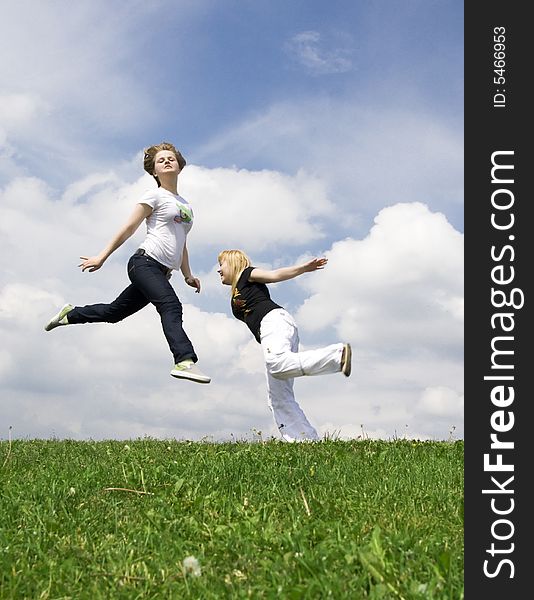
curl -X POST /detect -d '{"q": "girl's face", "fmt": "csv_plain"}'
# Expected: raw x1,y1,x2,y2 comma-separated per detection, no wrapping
217,260,232,285
153,150,180,178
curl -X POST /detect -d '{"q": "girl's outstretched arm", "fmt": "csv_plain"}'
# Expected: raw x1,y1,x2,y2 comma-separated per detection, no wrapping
79,203,152,272
249,257,327,284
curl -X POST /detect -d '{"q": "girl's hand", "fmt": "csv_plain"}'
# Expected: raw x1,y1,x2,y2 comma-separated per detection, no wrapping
303,257,328,272
79,256,105,272
185,275,201,293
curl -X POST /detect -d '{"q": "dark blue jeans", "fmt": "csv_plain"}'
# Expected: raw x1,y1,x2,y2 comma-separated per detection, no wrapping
68,253,197,364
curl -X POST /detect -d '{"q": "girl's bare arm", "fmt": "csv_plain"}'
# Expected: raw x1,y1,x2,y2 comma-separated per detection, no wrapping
79,203,152,272
248,257,328,284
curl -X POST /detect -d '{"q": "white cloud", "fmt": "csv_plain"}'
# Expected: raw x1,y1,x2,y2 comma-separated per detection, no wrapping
418,386,464,419
0,93,47,133
197,100,464,234
180,165,335,252
285,31,353,75
296,202,464,358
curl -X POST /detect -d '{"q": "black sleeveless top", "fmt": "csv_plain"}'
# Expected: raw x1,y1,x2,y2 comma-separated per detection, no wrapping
231,266,282,343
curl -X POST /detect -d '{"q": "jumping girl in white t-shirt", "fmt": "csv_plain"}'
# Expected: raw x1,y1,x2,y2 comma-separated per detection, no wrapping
44,142,210,384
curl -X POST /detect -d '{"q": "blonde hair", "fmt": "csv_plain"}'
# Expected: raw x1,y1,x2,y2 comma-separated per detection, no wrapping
217,249,251,295
143,142,186,187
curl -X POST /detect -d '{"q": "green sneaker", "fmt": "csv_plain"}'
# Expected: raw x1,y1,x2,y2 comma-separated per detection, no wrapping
170,360,211,384
44,304,74,331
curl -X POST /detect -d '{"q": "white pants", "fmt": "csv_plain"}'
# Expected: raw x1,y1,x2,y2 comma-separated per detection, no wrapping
259,309,344,443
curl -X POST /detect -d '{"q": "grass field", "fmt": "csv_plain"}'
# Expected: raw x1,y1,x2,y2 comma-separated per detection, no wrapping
0,438,463,599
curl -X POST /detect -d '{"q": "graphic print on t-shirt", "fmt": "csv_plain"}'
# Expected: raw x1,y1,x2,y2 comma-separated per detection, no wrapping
232,288,250,316
173,202,193,224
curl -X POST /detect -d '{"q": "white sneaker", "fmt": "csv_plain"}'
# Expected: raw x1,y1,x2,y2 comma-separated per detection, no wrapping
44,304,74,331
170,360,211,384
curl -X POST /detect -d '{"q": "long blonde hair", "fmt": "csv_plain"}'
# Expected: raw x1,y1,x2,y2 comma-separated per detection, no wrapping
217,249,251,296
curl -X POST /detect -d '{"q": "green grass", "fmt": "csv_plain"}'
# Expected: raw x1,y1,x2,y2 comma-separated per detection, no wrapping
0,439,463,599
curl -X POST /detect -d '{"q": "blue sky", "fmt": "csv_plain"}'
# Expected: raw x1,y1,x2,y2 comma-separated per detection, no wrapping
0,1,463,441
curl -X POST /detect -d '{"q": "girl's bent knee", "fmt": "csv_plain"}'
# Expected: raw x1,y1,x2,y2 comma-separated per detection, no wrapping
266,360,292,380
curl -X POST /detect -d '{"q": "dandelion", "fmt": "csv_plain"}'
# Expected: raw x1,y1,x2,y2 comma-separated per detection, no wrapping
182,555,201,577
123,444,130,451
232,569,247,580
68,487,76,496
224,569,247,584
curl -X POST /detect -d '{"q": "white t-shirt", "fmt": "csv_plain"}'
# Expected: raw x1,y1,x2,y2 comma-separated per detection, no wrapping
138,188,194,271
